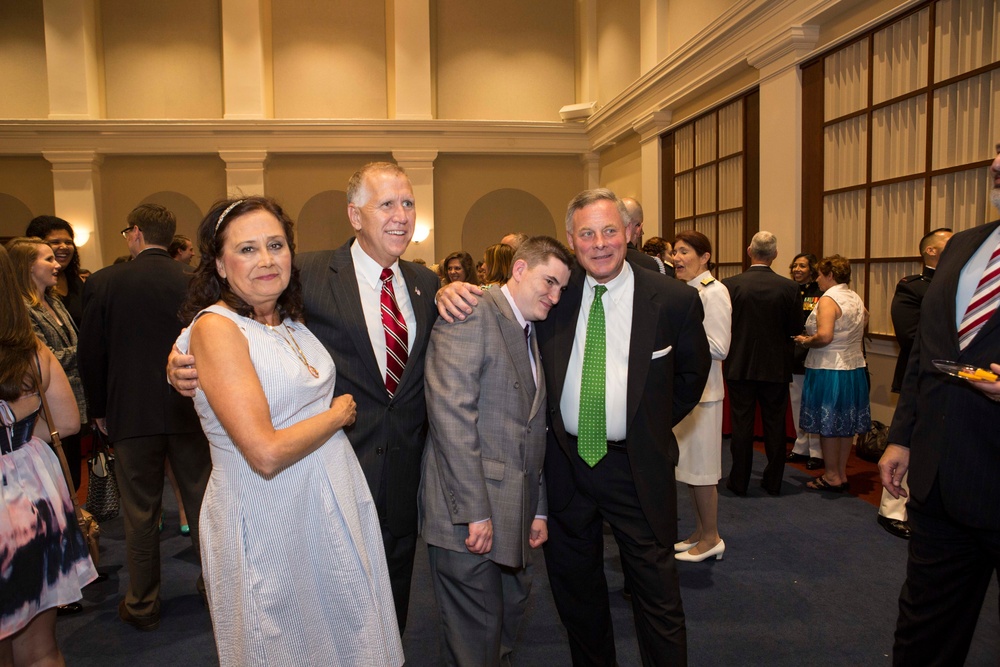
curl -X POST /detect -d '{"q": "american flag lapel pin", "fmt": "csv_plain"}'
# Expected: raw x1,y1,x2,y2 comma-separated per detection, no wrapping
415,287,422,296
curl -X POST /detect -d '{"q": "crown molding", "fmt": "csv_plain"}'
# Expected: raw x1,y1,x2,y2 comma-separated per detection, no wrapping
0,119,589,157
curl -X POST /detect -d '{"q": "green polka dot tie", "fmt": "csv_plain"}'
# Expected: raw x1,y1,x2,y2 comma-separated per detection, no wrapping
578,285,607,467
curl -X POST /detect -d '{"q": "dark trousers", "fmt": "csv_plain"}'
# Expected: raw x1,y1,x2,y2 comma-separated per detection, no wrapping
544,448,686,667
381,523,417,634
428,545,533,667
894,481,1000,666
727,380,788,494
115,431,211,618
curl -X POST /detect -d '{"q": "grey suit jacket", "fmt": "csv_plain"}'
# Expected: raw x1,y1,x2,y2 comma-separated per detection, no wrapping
295,239,442,537
419,288,548,568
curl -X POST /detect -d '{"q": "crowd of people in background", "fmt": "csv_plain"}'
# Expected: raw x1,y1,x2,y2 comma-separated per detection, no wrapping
2,148,999,666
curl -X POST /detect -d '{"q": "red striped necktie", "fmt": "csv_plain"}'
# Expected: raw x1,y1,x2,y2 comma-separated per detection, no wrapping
958,239,1000,351
380,268,409,396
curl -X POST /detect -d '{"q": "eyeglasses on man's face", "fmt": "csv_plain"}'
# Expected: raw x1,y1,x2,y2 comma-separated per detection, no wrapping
120,225,140,238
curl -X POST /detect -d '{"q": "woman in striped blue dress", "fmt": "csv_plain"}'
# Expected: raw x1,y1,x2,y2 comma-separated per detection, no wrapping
175,197,403,667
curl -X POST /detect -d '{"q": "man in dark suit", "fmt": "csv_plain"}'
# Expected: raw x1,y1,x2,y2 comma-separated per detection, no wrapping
722,232,801,496
880,144,1000,666
537,189,710,666
421,236,572,666
79,204,211,632
879,227,952,539
621,197,663,274
169,162,441,632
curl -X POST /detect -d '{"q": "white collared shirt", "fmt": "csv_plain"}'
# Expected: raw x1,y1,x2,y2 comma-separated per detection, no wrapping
500,283,537,385
956,225,1000,331
351,240,417,383
560,262,634,441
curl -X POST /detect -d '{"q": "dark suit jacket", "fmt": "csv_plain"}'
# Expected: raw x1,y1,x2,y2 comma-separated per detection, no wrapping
78,248,201,441
722,265,801,383
536,260,710,546
295,239,442,537
627,244,661,274
888,221,1000,529
890,266,935,392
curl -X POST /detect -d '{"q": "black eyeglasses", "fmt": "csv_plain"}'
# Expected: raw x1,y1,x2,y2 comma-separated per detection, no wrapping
120,225,140,238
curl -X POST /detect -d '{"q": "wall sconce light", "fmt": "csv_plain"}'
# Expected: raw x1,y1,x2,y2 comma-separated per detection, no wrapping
412,223,430,244
74,228,91,247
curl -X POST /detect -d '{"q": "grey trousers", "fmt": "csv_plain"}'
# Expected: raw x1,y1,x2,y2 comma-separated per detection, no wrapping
427,545,534,667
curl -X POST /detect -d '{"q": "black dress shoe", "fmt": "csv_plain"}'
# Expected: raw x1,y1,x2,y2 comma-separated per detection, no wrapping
786,452,809,463
725,479,747,497
805,457,824,470
56,602,82,616
877,515,912,540
118,600,160,631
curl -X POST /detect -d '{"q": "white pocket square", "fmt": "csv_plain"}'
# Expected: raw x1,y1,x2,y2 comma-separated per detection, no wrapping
651,346,673,360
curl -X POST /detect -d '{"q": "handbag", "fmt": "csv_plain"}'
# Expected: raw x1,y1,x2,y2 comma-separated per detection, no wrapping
86,428,120,522
30,362,101,567
855,420,889,463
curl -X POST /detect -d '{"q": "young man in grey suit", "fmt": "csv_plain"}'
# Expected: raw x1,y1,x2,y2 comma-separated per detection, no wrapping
880,142,1000,666
169,162,445,632
421,236,573,667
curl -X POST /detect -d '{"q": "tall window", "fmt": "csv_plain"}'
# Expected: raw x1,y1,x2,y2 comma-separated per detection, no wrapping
802,0,1000,337
664,91,759,279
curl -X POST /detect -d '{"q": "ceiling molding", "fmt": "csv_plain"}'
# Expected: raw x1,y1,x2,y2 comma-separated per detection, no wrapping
0,119,590,157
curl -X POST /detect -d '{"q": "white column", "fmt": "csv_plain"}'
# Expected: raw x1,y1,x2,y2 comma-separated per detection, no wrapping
747,26,819,269
577,0,598,103
220,151,268,197
639,0,669,73
221,0,270,119
633,111,672,236
387,0,433,120
42,0,102,119
393,150,438,264
582,153,600,191
43,151,105,269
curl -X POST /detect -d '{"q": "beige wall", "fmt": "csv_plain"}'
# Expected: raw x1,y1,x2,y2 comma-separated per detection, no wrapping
98,156,226,268
0,157,55,237
264,154,392,253
666,0,741,55
271,1,388,119
433,155,585,260
0,2,48,119
434,0,576,120
596,0,640,107
599,132,642,200
100,0,223,118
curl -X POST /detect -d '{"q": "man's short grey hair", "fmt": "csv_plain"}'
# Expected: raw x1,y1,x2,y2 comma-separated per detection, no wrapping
346,162,408,206
565,188,629,236
622,197,643,227
749,231,778,261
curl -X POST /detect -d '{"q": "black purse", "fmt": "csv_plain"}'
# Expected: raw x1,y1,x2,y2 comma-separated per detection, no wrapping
86,428,120,522
855,420,889,463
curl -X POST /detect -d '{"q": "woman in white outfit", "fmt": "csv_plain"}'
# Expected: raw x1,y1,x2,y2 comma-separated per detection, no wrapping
175,197,403,667
671,230,732,562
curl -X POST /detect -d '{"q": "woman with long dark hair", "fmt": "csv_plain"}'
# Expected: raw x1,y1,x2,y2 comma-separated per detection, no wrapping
176,197,402,666
0,244,97,663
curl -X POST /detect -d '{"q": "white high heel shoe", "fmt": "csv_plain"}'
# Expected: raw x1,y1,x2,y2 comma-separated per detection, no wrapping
674,540,698,553
674,539,725,562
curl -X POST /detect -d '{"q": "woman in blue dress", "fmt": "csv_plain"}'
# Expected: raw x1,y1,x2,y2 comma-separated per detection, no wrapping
176,197,403,667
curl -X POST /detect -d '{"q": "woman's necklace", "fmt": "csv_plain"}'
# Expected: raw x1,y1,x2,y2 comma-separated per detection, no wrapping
267,321,320,379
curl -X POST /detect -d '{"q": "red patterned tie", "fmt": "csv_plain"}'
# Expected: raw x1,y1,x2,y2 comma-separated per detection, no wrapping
958,239,1000,351
380,268,408,396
